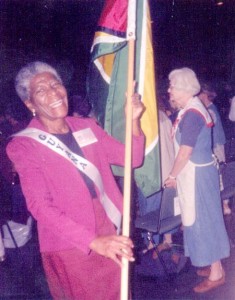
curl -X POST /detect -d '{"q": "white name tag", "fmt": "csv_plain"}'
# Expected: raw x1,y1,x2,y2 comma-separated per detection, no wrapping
73,128,98,148
174,196,181,216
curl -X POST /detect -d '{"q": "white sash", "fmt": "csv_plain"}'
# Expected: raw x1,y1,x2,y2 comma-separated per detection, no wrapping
14,128,122,233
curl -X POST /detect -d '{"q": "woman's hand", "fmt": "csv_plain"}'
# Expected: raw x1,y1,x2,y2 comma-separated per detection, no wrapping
125,92,145,136
89,235,135,267
125,93,145,120
164,145,193,188
131,93,145,121
164,176,177,188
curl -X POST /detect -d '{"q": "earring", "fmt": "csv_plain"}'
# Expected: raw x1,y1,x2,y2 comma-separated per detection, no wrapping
32,109,36,117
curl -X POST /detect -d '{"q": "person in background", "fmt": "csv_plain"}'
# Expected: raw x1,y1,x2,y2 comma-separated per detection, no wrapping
157,108,176,246
7,61,145,300
198,82,231,215
167,97,180,124
0,107,30,224
164,67,230,293
136,97,175,253
1,109,29,225
70,94,92,118
199,83,226,163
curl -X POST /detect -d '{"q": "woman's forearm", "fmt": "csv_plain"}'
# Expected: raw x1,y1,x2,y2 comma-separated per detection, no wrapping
169,145,193,178
164,145,193,188
132,119,142,136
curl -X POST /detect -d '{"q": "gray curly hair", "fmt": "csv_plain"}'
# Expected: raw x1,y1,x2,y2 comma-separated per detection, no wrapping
15,61,63,102
168,67,201,96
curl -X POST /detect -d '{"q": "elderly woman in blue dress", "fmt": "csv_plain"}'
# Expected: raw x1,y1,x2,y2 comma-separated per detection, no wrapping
164,67,230,293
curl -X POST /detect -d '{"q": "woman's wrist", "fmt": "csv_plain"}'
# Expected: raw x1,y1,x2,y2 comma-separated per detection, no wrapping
132,119,142,136
168,174,176,180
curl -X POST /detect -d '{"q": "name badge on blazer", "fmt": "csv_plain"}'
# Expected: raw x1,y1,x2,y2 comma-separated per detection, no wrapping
73,128,98,148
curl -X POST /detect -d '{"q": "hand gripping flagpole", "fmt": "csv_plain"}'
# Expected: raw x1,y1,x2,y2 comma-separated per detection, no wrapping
121,1,136,299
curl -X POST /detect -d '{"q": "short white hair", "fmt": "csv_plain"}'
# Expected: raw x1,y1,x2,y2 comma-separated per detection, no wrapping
15,61,62,102
168,67,201,96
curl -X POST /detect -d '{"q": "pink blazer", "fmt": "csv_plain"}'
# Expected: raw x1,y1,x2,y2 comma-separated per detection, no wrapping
7,117,145,253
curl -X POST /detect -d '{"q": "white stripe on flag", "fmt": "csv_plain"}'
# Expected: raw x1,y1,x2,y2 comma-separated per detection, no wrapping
127,0,136,40
138,1,147,97
91,35,126,53
145,136,159,156
94,59,111,84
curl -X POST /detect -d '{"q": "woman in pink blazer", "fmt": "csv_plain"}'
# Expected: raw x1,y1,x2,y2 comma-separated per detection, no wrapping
7,61,145,300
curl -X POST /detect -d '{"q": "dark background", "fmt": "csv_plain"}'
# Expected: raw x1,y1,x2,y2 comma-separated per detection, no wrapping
1,0,235,117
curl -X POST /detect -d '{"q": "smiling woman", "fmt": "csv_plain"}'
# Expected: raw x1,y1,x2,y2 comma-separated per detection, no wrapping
6,60,145,299
26,73,69,128
14,61,69,133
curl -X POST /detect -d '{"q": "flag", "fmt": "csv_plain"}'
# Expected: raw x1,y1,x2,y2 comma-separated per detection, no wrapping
87,0,161,197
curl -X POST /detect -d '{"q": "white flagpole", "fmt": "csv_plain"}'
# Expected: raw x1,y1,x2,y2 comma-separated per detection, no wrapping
120,1,136,299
